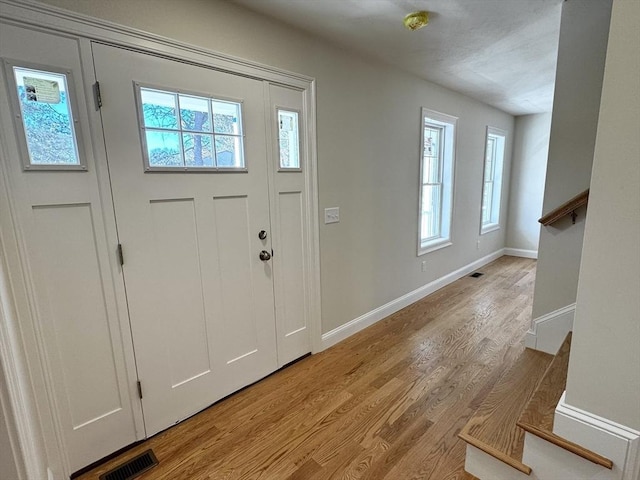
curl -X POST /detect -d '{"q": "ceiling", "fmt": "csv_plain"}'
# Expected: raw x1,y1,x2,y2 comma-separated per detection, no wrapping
229,0,563,116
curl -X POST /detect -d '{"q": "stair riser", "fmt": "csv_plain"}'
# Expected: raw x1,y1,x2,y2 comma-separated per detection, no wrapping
523,434,620,480
464,444,532,480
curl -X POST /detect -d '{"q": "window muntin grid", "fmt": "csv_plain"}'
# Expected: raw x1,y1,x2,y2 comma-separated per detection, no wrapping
137,86,245,172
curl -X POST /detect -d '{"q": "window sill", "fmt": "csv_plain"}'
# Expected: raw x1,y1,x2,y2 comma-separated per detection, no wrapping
480,224,500,235
418,239,452,256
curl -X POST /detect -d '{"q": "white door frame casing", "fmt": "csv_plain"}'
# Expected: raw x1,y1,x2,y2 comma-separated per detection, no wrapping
0,1,321,478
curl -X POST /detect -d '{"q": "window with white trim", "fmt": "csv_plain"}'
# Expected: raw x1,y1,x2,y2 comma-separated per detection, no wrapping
4,60,87,171
418,108,457,255
480,127,506,234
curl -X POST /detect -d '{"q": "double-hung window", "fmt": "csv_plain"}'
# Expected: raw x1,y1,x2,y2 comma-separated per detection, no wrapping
418,108,457,255
480,127,506,234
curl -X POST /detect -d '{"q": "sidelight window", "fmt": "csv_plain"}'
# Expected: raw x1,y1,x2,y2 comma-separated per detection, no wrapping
277,109,301,170
4,61,86,171
136,85,245,171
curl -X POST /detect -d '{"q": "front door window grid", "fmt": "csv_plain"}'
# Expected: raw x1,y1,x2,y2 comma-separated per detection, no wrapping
136,85,245,172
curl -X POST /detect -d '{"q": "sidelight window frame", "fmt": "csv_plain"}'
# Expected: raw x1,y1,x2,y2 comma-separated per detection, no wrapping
3,58,88,171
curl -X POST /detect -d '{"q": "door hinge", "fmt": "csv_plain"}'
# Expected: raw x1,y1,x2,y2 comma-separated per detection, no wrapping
117,243,124,266
94,81,102,109
137,380,143,399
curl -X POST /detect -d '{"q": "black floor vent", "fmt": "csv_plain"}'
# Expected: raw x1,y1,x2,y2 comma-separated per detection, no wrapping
99,450,158,480
469,272,484,278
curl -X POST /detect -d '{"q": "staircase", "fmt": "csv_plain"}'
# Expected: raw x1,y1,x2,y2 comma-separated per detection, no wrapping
459,333,615,479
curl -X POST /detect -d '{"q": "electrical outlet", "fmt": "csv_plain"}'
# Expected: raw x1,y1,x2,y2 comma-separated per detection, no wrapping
324,207,340,224
421,260,428,272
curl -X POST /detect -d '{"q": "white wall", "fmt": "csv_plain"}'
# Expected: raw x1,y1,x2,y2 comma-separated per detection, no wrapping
35,0,514,334
565,0,640,431
531,0,612,319
507,113,551,253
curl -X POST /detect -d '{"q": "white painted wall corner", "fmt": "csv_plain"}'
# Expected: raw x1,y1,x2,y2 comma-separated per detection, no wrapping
524,303,575,354
320,249,505,351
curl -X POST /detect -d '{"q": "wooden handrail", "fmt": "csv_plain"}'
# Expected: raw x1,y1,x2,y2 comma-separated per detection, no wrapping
539,189,589,226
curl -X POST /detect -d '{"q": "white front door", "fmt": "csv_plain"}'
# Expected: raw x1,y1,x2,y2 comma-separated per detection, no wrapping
93,43,279,435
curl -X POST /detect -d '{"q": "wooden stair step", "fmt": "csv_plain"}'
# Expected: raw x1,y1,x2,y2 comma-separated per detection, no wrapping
459,347,553,475
517,333,614,470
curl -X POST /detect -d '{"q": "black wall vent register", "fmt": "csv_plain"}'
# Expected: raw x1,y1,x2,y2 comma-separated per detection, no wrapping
99,449,158,480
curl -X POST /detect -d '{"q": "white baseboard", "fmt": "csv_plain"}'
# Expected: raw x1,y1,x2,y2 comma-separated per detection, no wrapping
504,247,538,259
320,249,505,351
554,392,640,480
524,303,575,354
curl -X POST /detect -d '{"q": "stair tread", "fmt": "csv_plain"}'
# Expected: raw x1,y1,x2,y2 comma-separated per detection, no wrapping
459,347,553,468
518,332,571,432
517,333,614,470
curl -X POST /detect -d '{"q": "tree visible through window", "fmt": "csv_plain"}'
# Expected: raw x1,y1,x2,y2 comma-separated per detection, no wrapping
8,64,85,169
419,109,457,255
137,86,245,171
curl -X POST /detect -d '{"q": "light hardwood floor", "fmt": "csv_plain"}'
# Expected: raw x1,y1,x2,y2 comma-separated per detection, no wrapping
77,255,536,480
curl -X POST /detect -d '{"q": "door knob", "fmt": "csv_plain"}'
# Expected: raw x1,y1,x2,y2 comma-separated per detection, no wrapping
259,250,271,261
258,230,268,240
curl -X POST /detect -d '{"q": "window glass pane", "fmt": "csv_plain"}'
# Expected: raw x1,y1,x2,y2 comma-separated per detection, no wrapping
278,110,300,169
485,137,496,179
482,182,493,225
179,95,211,132
215,135,244,168
212,100,241,135
141,89,178,129
13,67,80,166
183,134,214,167
423,126,441,183
145,131,182,166
421,184,441,241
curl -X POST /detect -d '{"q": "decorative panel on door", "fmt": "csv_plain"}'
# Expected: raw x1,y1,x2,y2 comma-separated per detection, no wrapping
269,84,312,365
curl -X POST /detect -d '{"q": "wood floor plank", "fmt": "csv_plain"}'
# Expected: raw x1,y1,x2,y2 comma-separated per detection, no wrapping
76,256,537,480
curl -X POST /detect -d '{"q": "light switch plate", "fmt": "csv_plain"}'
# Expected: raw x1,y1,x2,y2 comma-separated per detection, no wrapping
325,207,340,224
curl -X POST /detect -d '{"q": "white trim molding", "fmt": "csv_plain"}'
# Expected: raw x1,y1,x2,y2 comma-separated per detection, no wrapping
0,0,314,88
321,249,505,350
524,303,575,354
554,392,640,480
504,247,538,259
